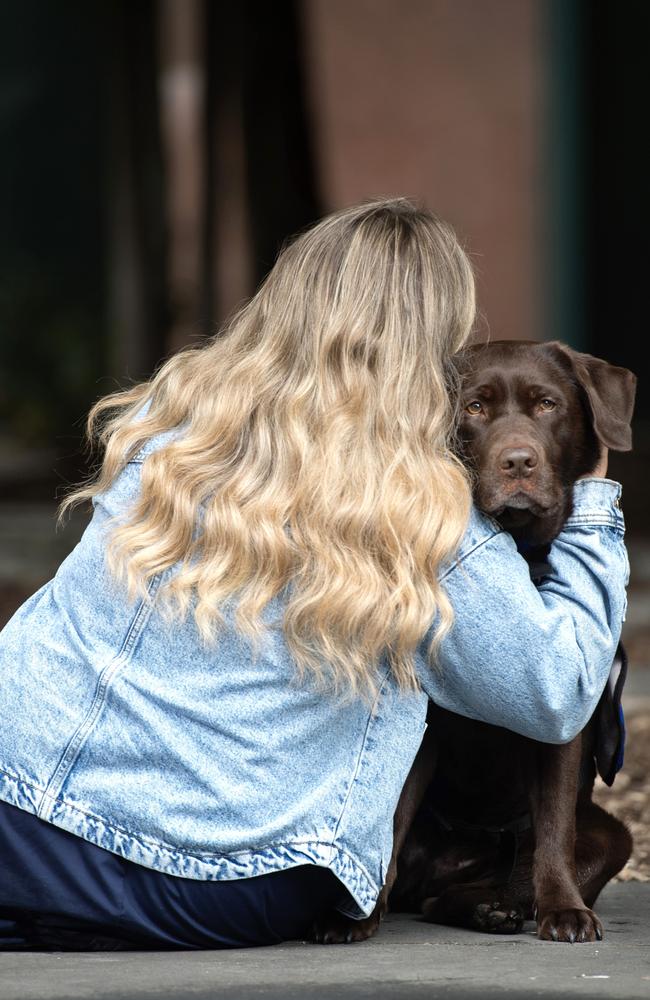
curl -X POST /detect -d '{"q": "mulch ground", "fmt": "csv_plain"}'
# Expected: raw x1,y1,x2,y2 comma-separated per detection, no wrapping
594,703,650,882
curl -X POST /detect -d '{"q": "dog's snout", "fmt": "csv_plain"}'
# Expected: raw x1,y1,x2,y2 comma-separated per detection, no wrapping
498,446,538,479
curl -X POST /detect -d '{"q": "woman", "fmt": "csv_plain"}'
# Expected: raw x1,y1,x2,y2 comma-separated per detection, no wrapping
0,199,627,950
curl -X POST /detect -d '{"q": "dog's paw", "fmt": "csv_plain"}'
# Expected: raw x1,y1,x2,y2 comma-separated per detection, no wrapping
311,910,381,945
472,900,525,935
537,907,603,943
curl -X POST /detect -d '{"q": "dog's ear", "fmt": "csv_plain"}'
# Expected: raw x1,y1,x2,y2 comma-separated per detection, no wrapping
545,342,637,452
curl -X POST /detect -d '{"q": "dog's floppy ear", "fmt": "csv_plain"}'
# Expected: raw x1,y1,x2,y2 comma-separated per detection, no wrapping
545,341,637,451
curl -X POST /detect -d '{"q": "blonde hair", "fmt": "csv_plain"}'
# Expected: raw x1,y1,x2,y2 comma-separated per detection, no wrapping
59,198,475,697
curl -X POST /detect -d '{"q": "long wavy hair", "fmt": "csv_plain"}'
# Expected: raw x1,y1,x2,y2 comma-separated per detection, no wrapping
59,198,475,697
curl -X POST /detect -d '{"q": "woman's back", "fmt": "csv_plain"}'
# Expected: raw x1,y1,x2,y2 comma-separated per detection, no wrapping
0,427,627,918
0,199,630,947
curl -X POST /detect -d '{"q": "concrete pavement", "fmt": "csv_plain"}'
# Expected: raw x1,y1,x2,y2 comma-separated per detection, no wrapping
1,883,648,1000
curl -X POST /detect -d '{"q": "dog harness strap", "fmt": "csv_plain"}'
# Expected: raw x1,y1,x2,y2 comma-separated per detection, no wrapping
429,807,532,839
594,642,627,787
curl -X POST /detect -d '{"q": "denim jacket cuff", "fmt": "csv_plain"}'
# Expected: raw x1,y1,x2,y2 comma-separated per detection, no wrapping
564,478,625,533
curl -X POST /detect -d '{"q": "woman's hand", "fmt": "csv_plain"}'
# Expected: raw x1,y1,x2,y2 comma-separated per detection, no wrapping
580,444,609,479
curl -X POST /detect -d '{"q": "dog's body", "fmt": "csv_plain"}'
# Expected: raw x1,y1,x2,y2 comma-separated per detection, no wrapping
390,656,631,941
314,340,636,945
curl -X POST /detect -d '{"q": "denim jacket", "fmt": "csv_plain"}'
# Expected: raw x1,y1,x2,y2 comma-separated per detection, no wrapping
0,429,629,918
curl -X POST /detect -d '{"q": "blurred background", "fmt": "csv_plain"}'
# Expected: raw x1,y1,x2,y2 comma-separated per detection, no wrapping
0,0,648,876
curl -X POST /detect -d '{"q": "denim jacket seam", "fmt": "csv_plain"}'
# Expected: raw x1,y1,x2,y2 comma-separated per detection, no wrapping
572,477,621,493
49,787,238,857
327,843,378,885
39,780,334,862
0,764,48,797
563,513,623,530
35,572,164,821
328,666,392,852
439,526,503,583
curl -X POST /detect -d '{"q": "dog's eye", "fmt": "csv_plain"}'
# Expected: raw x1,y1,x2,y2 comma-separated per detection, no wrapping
539,399,556,411
465,401,483,414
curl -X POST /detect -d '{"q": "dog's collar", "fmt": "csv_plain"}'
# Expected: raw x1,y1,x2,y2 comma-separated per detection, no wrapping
517,540,553,583
428,806,532,840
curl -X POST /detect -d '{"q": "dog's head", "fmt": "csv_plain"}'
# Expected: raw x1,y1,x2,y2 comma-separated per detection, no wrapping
454,340,637,545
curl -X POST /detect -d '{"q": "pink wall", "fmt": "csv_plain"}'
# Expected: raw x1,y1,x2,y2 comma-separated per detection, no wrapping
303,0,545,342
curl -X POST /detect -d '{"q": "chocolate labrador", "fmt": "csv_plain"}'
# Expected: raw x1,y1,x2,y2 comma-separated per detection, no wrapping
314,339,636,945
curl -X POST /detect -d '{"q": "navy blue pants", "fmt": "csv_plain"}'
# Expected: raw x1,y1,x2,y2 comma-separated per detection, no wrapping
0,801,344,950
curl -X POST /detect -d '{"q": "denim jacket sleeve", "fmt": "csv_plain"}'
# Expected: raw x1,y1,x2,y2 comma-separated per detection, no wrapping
417,478,629,745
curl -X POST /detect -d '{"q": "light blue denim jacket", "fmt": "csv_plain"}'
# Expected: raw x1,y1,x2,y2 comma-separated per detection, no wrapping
0,429,629,918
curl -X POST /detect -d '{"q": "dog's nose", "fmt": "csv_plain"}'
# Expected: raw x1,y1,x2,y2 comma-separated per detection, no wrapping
498,447,538,478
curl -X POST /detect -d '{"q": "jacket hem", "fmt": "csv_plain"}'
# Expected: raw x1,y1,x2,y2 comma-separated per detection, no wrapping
0,772,377,919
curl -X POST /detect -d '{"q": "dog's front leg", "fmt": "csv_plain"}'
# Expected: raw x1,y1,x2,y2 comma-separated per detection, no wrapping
530,734,603,942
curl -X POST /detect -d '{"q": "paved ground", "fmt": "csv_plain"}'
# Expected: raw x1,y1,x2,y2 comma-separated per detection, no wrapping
0,884,648,1000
